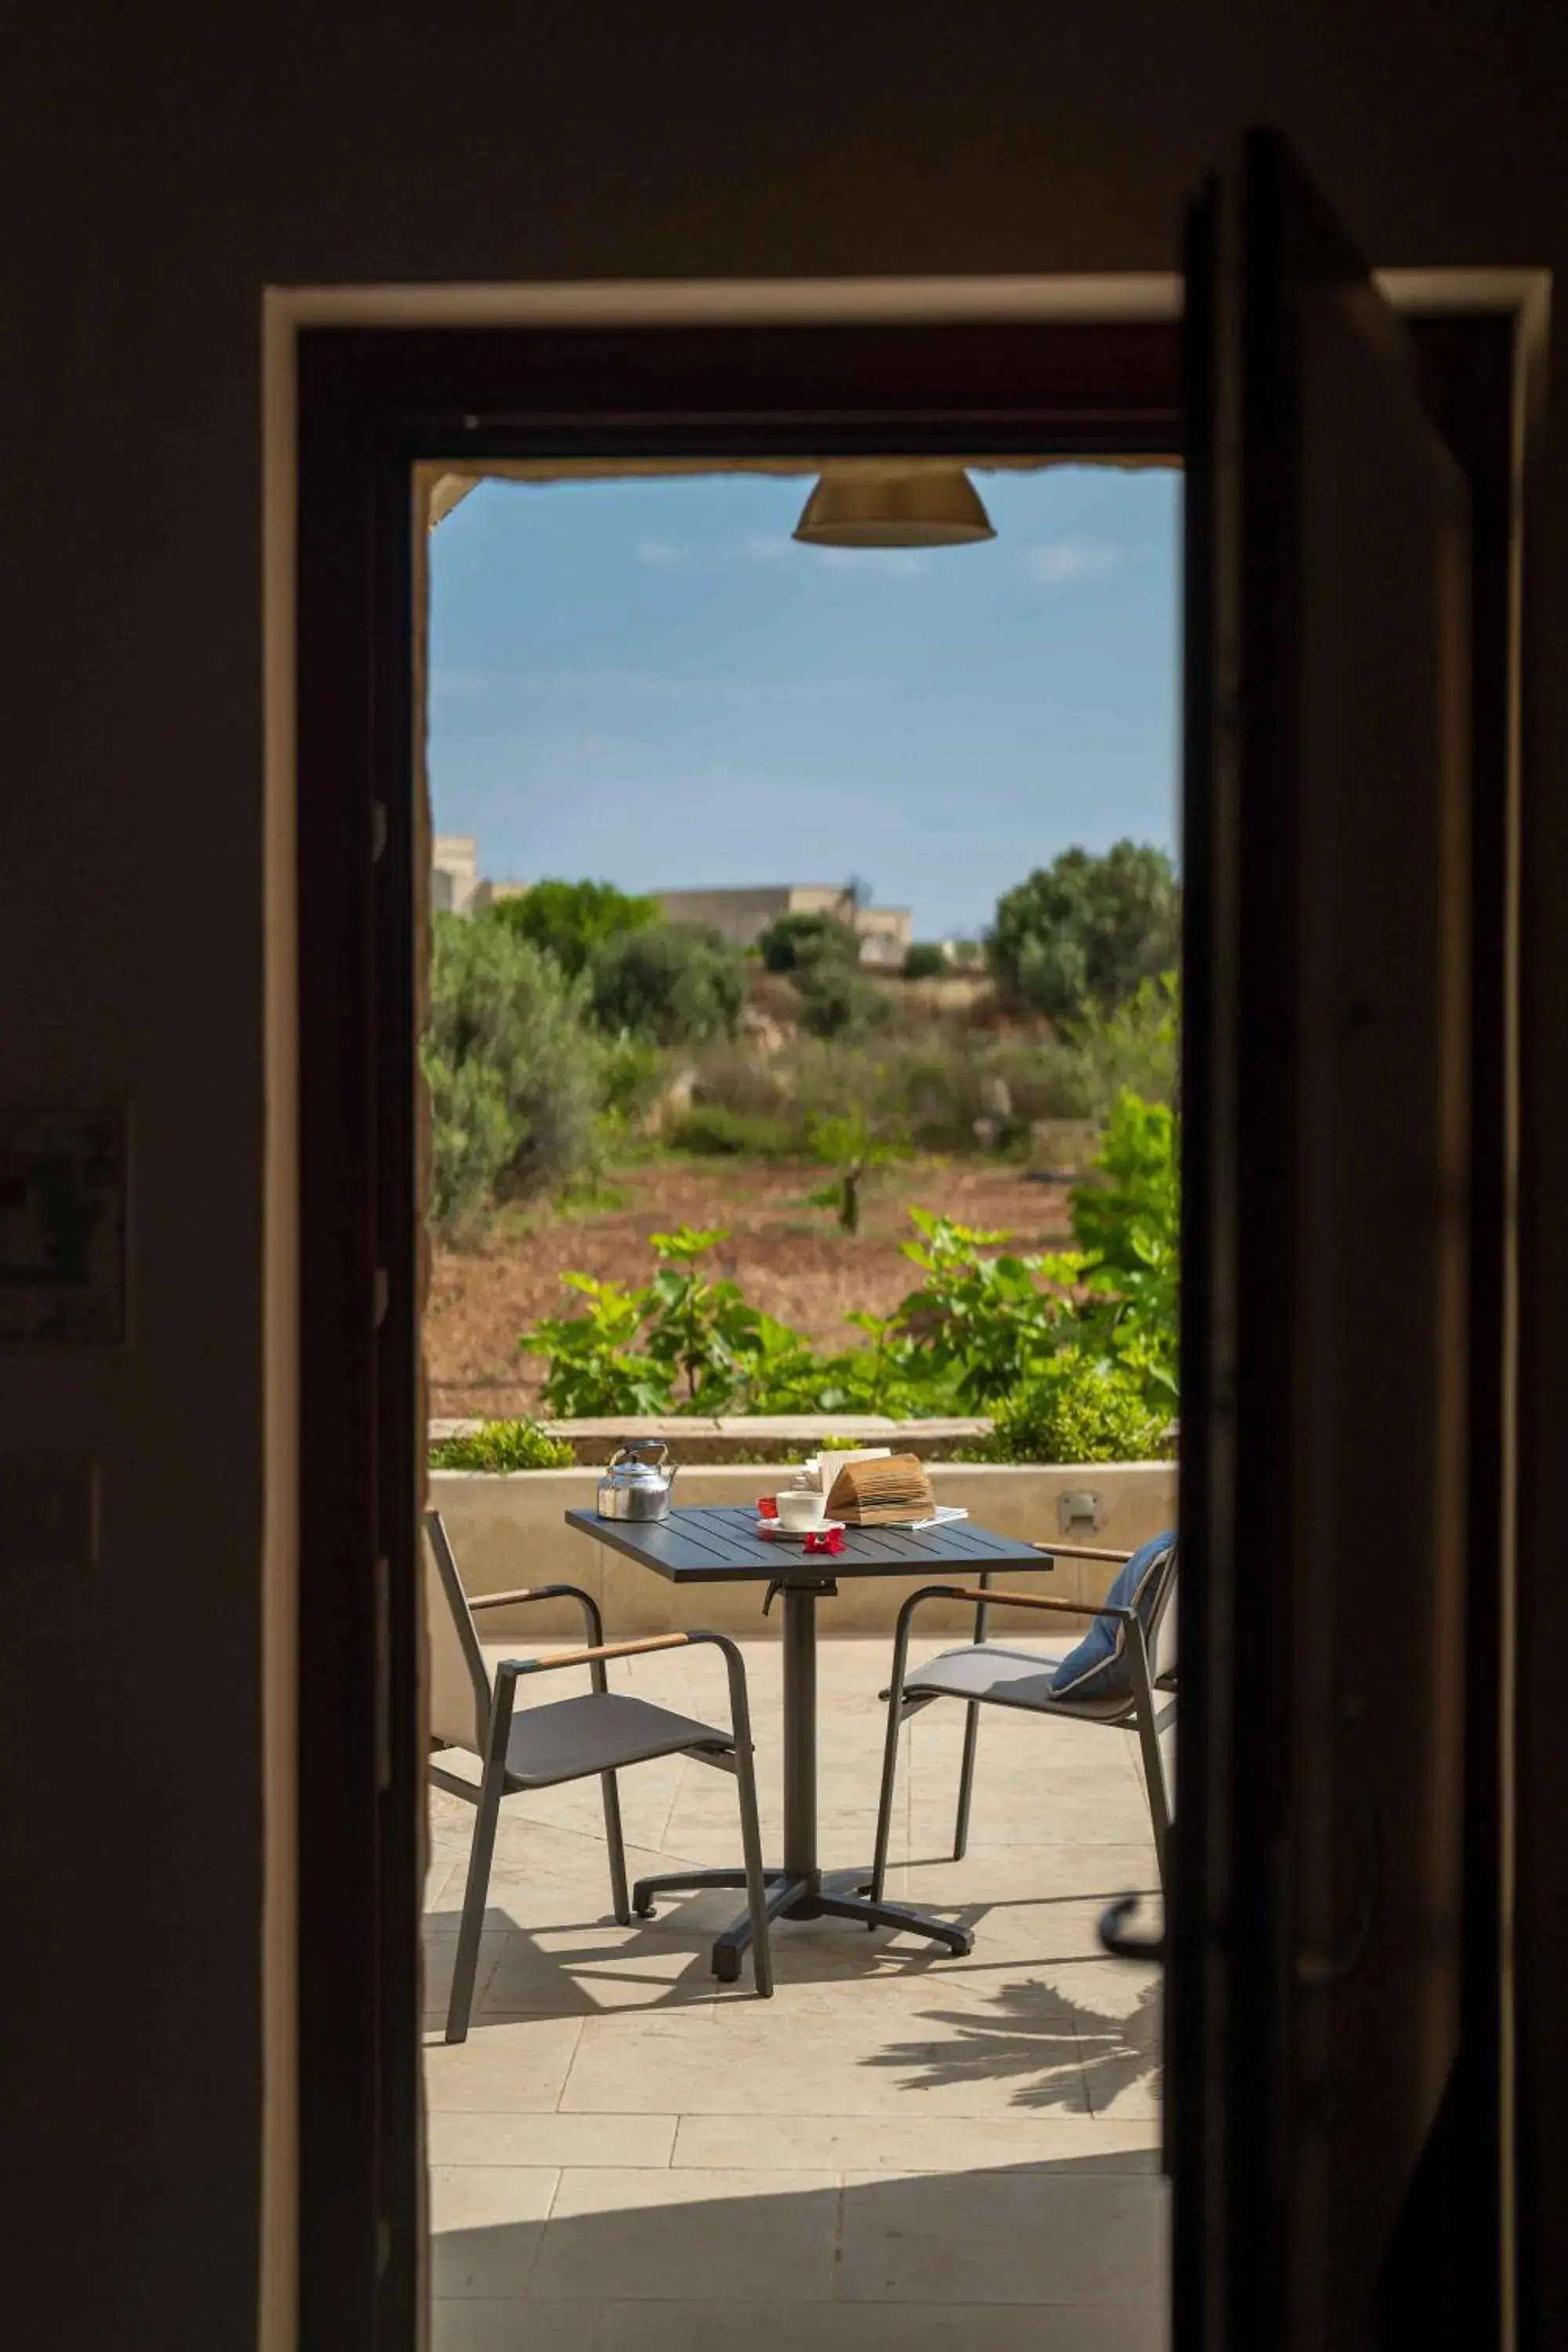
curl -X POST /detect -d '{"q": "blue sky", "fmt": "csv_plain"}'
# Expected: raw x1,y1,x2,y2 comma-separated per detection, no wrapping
428,466,1180,942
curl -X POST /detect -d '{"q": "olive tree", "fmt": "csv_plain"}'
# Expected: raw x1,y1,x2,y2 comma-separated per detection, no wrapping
424,912,601,1230
987,840,1180,1025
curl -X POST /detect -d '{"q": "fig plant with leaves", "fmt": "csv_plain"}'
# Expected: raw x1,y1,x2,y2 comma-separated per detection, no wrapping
806,1109,907,1236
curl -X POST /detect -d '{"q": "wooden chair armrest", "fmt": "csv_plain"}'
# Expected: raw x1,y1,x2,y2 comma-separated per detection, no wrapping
499,1632,691,1679
949,1587,1134,1621
1030,1542,1134,1563
470,1587,546,1611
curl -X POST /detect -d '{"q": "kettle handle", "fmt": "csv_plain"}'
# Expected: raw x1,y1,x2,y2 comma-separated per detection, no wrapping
612,1436,670,1469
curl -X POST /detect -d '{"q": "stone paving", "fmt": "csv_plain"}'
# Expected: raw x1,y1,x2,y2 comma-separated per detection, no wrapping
424,1633,1168,2351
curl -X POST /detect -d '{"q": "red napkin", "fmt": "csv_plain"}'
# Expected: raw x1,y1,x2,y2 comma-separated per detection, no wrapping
757,1496,779,1520
804,1528,846,1556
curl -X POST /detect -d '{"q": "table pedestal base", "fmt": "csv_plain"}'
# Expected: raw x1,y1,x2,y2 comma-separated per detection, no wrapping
631,1864,974,1982
631,1581,974,1978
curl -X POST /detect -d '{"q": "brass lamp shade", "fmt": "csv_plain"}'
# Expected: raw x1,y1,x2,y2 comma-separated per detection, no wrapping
793,466,996,549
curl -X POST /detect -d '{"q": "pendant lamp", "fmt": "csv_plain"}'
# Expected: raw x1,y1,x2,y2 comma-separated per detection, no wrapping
793,465,996,550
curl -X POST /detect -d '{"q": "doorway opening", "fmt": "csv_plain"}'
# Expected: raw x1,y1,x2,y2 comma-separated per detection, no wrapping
419,452,1181,2340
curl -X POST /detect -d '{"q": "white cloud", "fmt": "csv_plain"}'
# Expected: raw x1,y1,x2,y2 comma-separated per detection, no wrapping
813,546,930,580
1022,538,1120,586
637,537,690,566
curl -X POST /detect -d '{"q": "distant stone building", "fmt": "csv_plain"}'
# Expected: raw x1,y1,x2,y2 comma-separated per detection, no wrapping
428,855,915,966
430,837,529,913
851,905,916,969
431,834,480,914
652,884,913,965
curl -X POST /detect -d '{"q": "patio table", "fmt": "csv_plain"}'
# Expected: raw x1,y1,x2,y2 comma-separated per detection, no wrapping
564,1503,1049,1977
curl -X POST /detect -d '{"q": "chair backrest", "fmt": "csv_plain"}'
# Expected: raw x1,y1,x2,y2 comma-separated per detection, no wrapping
1051,1530,1179,1706
423,1511,492,1755
1150,1543,1178,1686
1142,1537,1178,1673
1102,1534,1179,1708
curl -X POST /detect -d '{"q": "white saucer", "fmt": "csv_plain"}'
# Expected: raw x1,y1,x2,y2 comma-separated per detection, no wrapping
753,1516,846,1541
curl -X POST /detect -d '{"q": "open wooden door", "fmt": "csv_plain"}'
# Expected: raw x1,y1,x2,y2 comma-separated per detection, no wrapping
1172,132,1474,2350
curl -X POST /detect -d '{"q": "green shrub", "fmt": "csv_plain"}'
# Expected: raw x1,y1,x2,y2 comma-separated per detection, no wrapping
792,1033,1074,1150
895,1208,1073,1406
741,1323,957,1417
525,1273,678,1416
1070,1089,1178,1273
424,912,601,1232
524,1225,763,1415
977,1040,1102,1126
757,909,862,973
987,841,1180,1025
593,1032,673,1158
666,1105,802,1158
597,1032,670,1120
983,1355,1174,1464
668,1045,814,1154
517,1092,1181,1446
521,1226,954,1420
792,960,890,1041
838,1033,985,1148
1065,1087,1180,1410
485,879,658,978
429,1417,576,1471
688,1040,793,1114
675,1026,1164,1159
1058,972,1179,1111
806,1109,906,1235
588,923,746,1047
902,942,946,979
424,1053,517,1234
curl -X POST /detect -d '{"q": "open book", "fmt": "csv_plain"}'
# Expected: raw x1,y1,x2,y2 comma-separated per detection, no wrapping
824,1451,937,1526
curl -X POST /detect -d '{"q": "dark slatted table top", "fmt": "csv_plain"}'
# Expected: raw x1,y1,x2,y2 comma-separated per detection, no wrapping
564,1504,1049,1584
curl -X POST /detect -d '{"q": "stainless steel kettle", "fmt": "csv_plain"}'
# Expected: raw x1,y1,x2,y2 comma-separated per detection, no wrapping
596,1438,677,1523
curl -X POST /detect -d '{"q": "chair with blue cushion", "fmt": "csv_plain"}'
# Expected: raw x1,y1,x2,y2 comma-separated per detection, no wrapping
868,1532,1178,1905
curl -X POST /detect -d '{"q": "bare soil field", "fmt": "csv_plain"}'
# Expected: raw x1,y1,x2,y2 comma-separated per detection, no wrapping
426,1153,1074,1417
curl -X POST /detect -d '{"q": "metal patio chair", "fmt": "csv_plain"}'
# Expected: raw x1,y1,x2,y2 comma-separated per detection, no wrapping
425,1509,773,2038
869,1535,1178,1905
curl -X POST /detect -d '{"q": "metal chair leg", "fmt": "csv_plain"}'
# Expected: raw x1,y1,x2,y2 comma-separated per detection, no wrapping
953,1568,991,1860
721,1644,774,1998
600,1771,630,1926
953,1704,981,1859
579,1598,631,1925
1125,1631,1171,1900
871,1595,920,1903
446,1762,505,2044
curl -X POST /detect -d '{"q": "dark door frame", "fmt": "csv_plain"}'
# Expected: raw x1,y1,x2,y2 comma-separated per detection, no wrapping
289,294,1530,2349
1177,175,1526,2347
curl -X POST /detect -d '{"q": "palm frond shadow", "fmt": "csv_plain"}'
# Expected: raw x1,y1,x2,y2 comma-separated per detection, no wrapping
865,1973,1162,2113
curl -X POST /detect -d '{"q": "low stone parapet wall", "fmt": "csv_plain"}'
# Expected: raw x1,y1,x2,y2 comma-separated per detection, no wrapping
427,1460,1178,1639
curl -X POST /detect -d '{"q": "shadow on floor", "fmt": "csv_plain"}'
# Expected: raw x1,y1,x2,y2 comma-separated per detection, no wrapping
425,1872,1166,2023
431,2155,1169,2348
864,1972,1161,2114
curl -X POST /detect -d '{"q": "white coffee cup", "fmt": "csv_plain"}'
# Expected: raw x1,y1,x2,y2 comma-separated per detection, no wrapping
775,1488,828,1532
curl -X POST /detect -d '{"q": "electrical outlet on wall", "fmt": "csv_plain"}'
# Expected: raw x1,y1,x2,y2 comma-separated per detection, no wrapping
1058,1490,1102,1537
